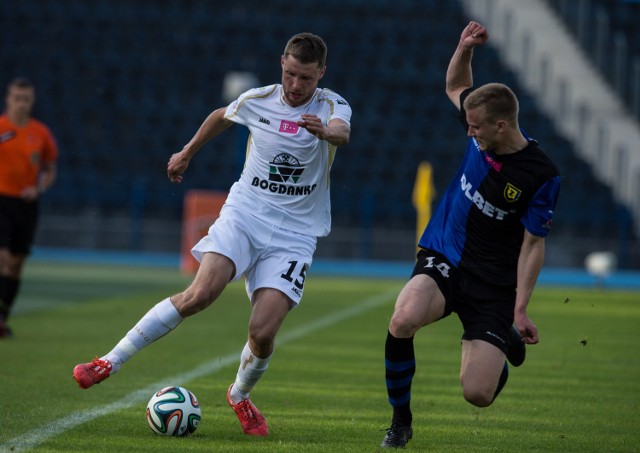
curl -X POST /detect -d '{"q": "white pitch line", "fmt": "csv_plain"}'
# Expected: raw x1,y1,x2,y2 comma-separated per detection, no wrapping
0,288,398,452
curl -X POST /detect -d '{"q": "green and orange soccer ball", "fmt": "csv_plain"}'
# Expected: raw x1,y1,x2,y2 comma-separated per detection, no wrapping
146,386,201,436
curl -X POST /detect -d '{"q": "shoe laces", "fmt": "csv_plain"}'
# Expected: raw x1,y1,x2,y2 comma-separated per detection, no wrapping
384,422,409,436
236,400,259,423
90,357,112,375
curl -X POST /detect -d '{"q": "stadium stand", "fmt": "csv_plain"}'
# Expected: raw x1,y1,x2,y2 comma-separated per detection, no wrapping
0,0,635,266
544,0,640,120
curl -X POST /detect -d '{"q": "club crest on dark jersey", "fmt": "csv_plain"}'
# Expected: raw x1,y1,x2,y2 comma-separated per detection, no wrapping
504,183,522,202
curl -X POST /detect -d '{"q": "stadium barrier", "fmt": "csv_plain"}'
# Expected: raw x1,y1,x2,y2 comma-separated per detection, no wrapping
180,190,228,273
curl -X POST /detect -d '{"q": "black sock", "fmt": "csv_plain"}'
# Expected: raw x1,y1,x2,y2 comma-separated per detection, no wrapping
492,361,509,402
0,276,20,321
385,330,415,426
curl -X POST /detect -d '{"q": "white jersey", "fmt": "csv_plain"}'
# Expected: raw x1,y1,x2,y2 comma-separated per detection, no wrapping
223,84,351,237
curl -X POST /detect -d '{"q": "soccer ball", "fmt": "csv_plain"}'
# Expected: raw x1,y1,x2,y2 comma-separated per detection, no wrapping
146,386,201,436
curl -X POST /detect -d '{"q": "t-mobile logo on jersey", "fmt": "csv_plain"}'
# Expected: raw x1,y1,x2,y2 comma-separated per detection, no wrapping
279,120,299,134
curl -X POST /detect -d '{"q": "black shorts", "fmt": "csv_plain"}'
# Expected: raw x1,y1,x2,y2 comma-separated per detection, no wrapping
0,195,39,255
411,248,516,354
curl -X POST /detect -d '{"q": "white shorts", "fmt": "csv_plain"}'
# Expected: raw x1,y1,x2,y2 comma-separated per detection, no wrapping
191,205,317,305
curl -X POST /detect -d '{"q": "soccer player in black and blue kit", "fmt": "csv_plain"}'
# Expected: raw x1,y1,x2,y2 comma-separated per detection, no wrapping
381,21,561,448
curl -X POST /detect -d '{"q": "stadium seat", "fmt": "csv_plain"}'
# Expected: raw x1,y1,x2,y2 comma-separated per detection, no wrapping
0,0,629,247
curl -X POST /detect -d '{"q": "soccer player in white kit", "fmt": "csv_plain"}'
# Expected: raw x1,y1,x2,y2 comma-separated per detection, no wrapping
73,32,352,437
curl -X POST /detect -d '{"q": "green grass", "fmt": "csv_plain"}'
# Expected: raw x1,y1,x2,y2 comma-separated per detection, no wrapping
0,261,639,452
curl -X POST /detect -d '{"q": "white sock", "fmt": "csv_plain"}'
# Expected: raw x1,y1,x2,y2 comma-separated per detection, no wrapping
230,342,272,403
103,298,183,373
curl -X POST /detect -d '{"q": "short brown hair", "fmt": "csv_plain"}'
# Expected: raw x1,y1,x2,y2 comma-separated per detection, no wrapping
7,77,34,91
463,83,519,124
283,33,327,67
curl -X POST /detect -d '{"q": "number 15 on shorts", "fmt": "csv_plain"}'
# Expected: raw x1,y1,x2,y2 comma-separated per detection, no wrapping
281,260,308,294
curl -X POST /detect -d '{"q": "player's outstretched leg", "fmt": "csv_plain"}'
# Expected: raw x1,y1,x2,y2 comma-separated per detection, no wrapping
72,298,183,389
226,384,269,436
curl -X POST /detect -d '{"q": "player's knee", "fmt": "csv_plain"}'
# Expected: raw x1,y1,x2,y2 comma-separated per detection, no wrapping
3,254,25,278
389,311,420,337
462,386,494,407
248,330,275,357
248,323,276,345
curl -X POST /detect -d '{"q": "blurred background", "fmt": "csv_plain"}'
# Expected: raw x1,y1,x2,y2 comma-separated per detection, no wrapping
2,0,639,270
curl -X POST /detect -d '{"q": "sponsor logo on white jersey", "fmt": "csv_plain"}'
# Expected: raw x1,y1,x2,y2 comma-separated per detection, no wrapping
251,153,317,196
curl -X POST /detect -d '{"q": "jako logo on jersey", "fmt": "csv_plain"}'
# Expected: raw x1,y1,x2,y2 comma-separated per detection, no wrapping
251,153,317,196
279,120,299,134
504,183,522,202
259,117,270,125
460,174,508,220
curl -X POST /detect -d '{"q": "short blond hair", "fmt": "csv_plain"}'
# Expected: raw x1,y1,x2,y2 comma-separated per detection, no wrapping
463,83,519,124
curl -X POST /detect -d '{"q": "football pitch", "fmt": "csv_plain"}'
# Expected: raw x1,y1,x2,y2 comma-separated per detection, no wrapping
0,261,638,452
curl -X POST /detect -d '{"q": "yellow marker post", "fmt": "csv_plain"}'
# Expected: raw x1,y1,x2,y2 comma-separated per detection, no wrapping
412,161,435,245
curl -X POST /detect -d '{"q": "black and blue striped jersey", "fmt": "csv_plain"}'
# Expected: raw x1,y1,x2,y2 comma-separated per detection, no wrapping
418,89,561,288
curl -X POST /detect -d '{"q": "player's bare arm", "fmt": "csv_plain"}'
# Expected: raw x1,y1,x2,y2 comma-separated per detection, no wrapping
167,107,234,183
445,21,489,109
38,161,57,194
514,230,545,344
297,115,350,146
20,161,56,201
